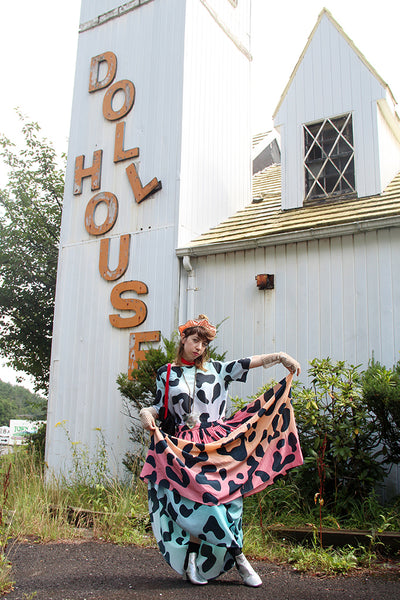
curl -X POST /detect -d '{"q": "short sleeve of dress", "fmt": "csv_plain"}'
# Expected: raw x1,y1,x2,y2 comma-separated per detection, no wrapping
211,358,251,385
153,364,168,417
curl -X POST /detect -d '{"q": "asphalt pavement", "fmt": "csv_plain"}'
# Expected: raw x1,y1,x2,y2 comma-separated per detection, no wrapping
3,540,400,600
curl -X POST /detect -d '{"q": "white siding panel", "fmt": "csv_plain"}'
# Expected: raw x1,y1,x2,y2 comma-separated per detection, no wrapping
330,237,344,358
296,242,308,361
377,229,395,365
342,236,356,359
178,0,251,245
365,230,382,358
353,233,369,363
377,103,400,191
391,230,400,356
182,227,400,397
318,238,332,356
307,240,320,359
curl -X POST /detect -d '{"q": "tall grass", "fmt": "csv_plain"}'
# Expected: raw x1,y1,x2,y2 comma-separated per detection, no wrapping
2,446,152,545
0,439,397,592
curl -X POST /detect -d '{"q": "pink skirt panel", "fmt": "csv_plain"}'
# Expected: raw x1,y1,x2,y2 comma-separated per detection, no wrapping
140,374,303,505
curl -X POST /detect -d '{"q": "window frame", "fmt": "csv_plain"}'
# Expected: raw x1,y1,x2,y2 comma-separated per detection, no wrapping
303,113,356,202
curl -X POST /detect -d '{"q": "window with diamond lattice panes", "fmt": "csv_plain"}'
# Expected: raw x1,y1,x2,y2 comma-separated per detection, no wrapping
304,114,355,201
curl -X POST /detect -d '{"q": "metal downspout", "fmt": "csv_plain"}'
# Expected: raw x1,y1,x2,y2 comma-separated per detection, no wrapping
183,255,195,319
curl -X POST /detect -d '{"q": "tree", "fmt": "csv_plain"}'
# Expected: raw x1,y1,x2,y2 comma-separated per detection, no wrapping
0,111,64,394
0,397,15,426
0,379,46,422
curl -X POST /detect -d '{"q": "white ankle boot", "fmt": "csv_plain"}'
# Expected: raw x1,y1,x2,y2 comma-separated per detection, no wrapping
235,553,262,587
184,552,208,585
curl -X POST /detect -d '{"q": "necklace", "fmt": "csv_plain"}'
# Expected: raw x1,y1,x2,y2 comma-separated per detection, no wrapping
181,368,200,428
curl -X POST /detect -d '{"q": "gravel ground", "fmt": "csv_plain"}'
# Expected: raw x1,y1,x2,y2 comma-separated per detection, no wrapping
3,539,400,600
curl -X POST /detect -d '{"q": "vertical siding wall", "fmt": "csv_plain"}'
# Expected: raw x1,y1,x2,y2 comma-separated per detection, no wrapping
46,0,252,478
377,99,400,192
274,13,386,209
187,227,400,495
47,0,188,477
188,228,400,395
178,0,251,246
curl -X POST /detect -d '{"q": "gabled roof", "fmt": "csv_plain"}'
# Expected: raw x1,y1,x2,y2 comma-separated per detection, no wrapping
176,164,400,257
272,8,397,120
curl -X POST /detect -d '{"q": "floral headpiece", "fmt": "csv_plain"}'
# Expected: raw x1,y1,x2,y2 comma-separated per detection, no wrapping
178,318,216,340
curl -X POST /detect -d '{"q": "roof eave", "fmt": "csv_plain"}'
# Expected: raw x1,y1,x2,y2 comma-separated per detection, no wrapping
176,214,400,258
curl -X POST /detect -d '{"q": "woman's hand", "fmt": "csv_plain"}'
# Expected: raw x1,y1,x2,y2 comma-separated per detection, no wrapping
250,353,301,375
278,352,301,376
139,406,158,431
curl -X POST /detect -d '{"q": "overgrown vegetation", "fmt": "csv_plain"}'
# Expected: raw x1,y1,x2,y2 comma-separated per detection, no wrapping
0,353,399,592
242,357,400,539
0,379,46,426
292,358,393,514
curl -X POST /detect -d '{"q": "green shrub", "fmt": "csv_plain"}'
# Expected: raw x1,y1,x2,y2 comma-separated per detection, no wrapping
291,358,387,514
362,357,400,464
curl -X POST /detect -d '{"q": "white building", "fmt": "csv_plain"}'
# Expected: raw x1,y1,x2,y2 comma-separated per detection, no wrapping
177,8,400,496
46,4,400,492
46,0,252,477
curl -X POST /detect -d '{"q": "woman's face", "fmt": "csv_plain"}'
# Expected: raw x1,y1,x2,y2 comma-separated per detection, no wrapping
181,333,208,362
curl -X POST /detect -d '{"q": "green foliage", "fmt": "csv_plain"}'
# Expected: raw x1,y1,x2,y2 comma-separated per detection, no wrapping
0,399,15,427
25,422,46,468
292,358,386,514
0,111,64,394
0,379,46,424
117,335,178,472
0,434,398,578
362,357,400,463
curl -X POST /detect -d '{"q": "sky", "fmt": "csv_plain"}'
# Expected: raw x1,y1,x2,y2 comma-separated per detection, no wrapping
1,0,400,388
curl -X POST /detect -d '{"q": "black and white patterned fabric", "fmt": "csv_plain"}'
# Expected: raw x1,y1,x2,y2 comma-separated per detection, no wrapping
153,359,251,425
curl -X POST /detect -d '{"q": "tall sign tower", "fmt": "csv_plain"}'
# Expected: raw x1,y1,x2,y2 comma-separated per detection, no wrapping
46,0,251,476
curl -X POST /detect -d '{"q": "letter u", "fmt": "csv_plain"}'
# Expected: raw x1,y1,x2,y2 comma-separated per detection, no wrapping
99,234,130,281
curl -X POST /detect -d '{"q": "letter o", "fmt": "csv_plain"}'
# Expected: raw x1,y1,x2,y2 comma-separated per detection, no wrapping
85,192,118,235
102,79,135,121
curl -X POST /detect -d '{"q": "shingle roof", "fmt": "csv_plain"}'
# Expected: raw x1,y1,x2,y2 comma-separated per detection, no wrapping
252,131,271,149
176,164,400,256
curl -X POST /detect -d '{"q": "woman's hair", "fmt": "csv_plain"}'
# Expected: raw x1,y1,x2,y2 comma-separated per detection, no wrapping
175,314,214,370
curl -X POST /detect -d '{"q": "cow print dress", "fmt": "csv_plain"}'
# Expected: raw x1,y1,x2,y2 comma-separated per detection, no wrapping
140,359,303,581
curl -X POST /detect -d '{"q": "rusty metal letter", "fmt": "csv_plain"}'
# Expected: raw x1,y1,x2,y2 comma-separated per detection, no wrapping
99,234,130,281
126,163,162,203
114,122,139,163
85,191,118,236
74,150,103,195
109,281,148,329
103,80,135,121
128,331,161,376
89,51,117,92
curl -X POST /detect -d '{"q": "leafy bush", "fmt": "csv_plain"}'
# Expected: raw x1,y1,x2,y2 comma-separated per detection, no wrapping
25,422,46,468
291,358,387,514
362,357,400,464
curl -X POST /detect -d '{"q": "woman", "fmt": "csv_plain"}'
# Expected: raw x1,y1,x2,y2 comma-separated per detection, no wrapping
140,315,302,587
